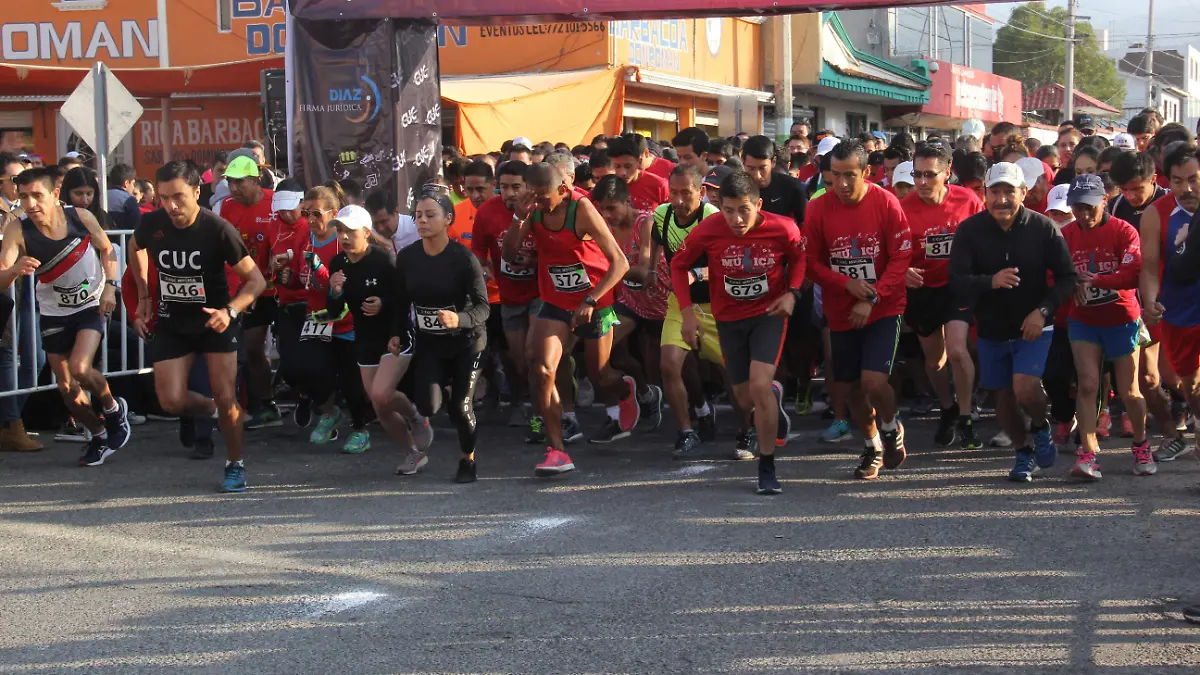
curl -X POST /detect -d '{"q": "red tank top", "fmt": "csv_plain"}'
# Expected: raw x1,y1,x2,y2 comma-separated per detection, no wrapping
532,197,613,311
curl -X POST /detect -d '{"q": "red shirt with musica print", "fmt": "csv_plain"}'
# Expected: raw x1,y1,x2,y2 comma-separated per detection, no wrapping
218,190,278,296
1061,214,1142,326
669,211,807,323
471,195,540,307
805,184,913,332
902,185,983,289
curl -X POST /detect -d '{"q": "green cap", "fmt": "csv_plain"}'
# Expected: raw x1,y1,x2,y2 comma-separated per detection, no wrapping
224,155,260,179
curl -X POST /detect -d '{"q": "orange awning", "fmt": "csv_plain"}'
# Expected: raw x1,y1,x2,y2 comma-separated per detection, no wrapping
0,58,283,98
441,67,627,154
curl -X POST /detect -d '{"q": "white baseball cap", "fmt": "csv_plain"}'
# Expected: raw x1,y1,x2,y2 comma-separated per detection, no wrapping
1113,132,1136,150
512,136,533,149
816,136,840,156
1015,157,1046,189
65,151,82,159
331,204,372,231
892,161,915,186
961,119,986,140
985,162,1026,189
271,190,303,212
1046,183,1071,213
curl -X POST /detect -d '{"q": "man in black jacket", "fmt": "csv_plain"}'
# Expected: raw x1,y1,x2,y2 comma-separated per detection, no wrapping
949,162,1076,482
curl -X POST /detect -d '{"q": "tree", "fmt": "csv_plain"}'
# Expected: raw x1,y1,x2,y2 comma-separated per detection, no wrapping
993,2,1125,110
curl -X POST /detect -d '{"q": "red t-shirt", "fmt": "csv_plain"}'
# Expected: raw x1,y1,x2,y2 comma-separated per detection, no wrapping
796,163,819,184
669,211,807,323
453,199,500,304
627,170,669,214
269,217,310,306
1061,215,1142,326
645,156,676,181
902,185,983,289
805,184,913,332
218,190,277,296
471,196,539,307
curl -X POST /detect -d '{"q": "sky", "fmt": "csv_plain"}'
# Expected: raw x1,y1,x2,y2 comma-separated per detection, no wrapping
988,0,1200,52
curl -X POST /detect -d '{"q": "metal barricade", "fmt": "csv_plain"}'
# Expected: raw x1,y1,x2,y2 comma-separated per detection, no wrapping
1,229,152,398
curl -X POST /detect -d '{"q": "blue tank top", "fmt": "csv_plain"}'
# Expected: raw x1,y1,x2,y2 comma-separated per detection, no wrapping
1161,201,1200,327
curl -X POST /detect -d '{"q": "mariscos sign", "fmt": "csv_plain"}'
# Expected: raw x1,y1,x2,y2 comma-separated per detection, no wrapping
925,60,1022,125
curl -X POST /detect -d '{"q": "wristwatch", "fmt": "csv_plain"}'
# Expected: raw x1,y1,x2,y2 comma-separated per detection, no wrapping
583,295,598,307
1038,306,1052,321
226,306,239,320
105,280,119,289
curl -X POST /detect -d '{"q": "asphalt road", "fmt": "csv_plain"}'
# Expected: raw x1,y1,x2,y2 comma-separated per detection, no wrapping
1,403,1199,674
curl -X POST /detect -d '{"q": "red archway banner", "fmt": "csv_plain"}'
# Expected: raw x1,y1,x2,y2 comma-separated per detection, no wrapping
289,0,998,21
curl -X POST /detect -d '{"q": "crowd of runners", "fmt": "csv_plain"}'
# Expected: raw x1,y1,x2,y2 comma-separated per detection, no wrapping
2,112,1200,496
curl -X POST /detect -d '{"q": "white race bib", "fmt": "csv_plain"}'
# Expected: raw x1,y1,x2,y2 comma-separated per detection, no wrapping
548,263,591,293
724,274,768,300
623,278,645,290
159,273,207,303
54,280,94,309
415,305,454,333
1084,285,1117,306
831,257,877,283
300,320,334,341
924,233,953,259
500,258,535,279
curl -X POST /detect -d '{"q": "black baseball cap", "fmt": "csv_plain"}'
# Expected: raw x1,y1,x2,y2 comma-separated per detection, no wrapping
703,165,733,189
1067,174,1106,207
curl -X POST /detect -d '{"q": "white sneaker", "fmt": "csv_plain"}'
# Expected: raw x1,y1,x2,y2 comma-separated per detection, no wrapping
577,379,596,407
990,431,1013,448
395,449,428,475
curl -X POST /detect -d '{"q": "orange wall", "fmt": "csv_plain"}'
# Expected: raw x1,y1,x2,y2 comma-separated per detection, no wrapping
437,22,608,75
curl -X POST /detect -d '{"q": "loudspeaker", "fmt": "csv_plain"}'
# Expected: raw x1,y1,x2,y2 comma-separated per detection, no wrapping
260,68,288,173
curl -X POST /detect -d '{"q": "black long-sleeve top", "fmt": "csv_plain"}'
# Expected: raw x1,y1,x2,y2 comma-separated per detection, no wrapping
327,247,396,346
949,206,1076,341
392,239,489,355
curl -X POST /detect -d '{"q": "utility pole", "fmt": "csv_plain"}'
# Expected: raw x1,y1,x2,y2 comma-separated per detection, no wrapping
1146,0,1156,109
1065,0,1076,122
774,15,793,143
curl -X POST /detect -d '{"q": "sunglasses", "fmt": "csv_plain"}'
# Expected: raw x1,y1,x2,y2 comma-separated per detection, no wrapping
912,171,943,180
300,209,332,218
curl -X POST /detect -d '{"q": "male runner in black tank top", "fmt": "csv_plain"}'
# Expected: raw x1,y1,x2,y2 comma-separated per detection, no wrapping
1107,151,1167,229
0,167,129,466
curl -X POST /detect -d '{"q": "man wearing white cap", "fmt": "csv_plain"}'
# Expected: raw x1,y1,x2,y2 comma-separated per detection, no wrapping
509,138,533,164
1016,156,1052,214
891,161,915,200
1113,133,1137,151
949,162,1076,481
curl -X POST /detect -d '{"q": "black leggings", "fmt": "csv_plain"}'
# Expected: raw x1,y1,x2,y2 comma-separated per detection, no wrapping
414,349,483,455
1043,325,1076,425
294,336,370,429
276,303,306,388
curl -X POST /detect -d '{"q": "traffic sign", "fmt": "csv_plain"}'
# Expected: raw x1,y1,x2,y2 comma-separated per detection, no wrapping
60,63,142,157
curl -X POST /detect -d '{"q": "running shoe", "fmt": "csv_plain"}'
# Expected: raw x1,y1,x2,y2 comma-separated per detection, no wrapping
1070,449,1102,481
934,407,957,447
526,415,547,445
990,430,1013,448
342,430,371,454
733,428,757,461
310,409,344,445
294,396,313,428
1096,410,1112,439
56,418,90,443
128,412,147,426
179,417,196,449
771,380,791,447
958,417,982,450
1153,437,1193,462
910,394,935,416
219,462,247,493
881,421,907,470
576,379,595,407
793,384,812,416
408,414,434,450
535,448,575,476
507,405,528,428
455,458,478,484
78,437,114,467
1053,420,1076,446
672,429,702,459
190,437,215,460
855,446,883,480
103,397,131,450
970,402,982,422
396,448,428,475
820,419,852,443
246,404,283,430
563,416,584,444
1120,413,1135,438
1008,448,1040,482
1032,424,1057,469
1132,439,1157,476
618,376,641,432
589,417,628,444
638,384,664,431
697,406,717,442
757,461,782,495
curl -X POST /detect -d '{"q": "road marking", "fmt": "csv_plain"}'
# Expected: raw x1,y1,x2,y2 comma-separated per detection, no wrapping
305,590,388,617
670,465,717,477
514,516,575,536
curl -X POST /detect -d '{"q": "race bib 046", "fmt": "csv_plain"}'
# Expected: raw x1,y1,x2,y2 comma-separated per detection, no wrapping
415,305,455,333
831,257,877,283
548,263,591,293
300,320,334,341
159,273,207,303
724,274,768,300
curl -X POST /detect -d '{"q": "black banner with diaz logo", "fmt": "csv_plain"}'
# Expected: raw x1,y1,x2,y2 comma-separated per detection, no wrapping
291,18,441,215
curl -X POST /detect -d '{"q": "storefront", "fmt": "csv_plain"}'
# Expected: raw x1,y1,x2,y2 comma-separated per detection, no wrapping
882,60,1022,136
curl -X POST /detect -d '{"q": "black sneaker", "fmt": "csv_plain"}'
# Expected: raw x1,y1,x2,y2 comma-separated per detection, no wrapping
190,437,215,460
79,437,114,467
958,416,981,450
697,407,717,442
104,397,131,450
733,428,757,461
455,458,477,484
881,422,907,469
672,429,702,459
639,384,664,431
589,417,628,444
294,396,313,428
934,407,958,447
526,415,547,444
855,447,883,480
757,461,782,495
179,417,196,449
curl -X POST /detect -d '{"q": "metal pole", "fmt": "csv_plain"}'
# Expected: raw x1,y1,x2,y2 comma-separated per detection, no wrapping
161,97,172,166
774,15,794,144
1146,0,1156,110
1064,0,1076,122
94,62,110,213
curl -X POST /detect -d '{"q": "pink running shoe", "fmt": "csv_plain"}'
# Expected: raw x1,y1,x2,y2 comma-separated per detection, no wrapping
1119,413,1134,438
1132,440,1157,476
535,448,576,477
1070,449,1102,481
1053,420,1075,446
1096,410,1112,439
618,375,640,433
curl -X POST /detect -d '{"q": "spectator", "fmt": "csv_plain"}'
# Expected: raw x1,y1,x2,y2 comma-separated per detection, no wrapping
135,178,156,213
63,167,115,229
199,150,229,208
58,153,83,173
0,152,22,221
105,163,141,230
790,120,810,140
364,190,418,252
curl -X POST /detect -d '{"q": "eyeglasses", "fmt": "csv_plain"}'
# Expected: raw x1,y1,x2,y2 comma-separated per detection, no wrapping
300,209,332,218
912,171,943,180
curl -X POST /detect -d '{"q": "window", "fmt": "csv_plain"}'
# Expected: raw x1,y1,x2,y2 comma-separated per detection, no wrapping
217,0,232,33
937,7,965,66
847,112,869,136
969,17,992,71
890,7,930,59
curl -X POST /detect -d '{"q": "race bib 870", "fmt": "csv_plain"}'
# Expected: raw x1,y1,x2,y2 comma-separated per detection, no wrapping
54,281,94,308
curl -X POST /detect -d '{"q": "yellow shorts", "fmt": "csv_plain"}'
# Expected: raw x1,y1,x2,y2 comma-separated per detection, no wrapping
661,293,724,365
